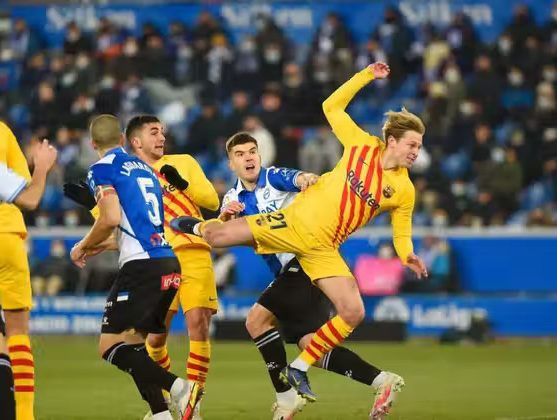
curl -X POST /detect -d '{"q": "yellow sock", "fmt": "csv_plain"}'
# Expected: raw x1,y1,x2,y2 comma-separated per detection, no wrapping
187,340,210,386
300,316,354,366
146,342,171,371
146,342,171,401
8,335,34,420
198,219,222,235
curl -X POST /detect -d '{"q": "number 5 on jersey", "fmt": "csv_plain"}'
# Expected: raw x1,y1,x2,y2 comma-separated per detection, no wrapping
137,177,162,226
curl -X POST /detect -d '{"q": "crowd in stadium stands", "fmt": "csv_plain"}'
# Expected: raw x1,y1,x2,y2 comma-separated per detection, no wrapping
1,4,557,234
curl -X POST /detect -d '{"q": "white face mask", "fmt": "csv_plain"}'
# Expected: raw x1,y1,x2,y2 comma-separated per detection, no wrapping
432,215,448,227
491,148,505,163
378,245,394,259
445,68,461,83
537,96,556,110
508,71,524,86
459,102,475,116
543,69,557,82
498,38,512,54
451,182,466,196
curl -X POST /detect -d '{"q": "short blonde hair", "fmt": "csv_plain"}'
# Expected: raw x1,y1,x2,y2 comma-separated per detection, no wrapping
90,114,122,149
382,108,425,142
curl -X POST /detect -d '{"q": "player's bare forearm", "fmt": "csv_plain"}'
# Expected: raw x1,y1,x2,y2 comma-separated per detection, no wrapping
79,219,117,252
80,193,121,251
13,166,49,210
322,68,375,115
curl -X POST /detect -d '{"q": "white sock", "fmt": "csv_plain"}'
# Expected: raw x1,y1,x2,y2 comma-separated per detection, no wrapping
372,371,387,388
192,222,201,236
276,387,297,406
290,358,310,372
170,377,188,398
152,410,173,420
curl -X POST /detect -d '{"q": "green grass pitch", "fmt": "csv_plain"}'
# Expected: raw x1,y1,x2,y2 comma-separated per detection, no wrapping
32,336,557,419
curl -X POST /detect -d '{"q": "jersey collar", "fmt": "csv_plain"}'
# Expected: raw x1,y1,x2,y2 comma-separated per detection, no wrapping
105,146,127,156
234,167,267,193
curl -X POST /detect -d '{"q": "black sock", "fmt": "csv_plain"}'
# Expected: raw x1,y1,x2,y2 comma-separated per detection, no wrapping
253,328,291,393
132,375,168,415
102,342,178,392
321,346,382,386
0,353,16,420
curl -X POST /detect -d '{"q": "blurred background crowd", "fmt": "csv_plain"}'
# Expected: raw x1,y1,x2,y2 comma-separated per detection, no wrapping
1,2,556,295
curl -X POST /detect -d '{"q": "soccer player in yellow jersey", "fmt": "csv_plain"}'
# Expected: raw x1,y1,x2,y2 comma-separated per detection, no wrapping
0,123,57,420
126,115,219,419
171,62,428,418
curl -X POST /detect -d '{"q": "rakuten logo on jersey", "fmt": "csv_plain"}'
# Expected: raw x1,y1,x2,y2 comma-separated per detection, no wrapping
347,170,380,209
161,273,181,290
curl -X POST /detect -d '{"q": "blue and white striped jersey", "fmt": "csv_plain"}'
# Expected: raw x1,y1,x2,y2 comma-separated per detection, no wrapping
87,147,174,268
222,166,301,276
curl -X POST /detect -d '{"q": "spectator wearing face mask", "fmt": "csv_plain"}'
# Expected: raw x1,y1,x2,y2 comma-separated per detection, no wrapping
31,239,78,296
501,67,535,121
401,235,455,293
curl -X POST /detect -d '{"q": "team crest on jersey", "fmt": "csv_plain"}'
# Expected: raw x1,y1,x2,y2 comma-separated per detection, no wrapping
382,185,395,198
255,215,267,226
263,188,270,199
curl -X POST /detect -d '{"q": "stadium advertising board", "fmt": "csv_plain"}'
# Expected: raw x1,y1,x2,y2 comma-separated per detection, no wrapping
30,295,557,336
11,0,555,47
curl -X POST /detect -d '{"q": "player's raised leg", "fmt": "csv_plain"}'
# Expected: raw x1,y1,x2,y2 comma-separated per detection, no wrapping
170,216,256,248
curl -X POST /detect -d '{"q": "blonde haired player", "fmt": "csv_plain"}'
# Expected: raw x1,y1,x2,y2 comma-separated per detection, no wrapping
171,62,428,419
0,124,57,420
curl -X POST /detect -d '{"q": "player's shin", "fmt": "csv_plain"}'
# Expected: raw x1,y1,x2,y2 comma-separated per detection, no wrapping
318,346,381,385
102,342,178,392
187,340,210,387
253,328,290,393
291,315,354,371
8,335,35,420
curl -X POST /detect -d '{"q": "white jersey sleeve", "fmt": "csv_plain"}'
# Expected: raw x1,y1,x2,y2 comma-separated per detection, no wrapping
220,188,240,213
0,161,28,203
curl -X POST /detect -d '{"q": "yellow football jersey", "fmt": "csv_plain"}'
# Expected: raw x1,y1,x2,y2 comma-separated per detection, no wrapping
152,154,219,251
0,122,31,235
287,69,415,262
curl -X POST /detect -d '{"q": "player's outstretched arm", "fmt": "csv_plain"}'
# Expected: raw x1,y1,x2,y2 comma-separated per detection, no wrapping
71,186,121,268
391,185,428,279
11,139,57,210
295,172,319,191
322,62,390,147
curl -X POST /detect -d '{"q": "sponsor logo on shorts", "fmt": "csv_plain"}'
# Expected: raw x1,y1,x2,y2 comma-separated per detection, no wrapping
161,273,181,290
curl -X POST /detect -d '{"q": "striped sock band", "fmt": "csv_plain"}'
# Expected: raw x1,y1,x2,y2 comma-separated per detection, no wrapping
300,316,354,366
187,340,210,386
146,343,171,371
8,334,35,420
253,328,290,393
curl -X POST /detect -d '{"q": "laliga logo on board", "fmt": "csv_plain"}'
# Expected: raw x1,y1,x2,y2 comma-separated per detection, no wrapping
373,297,411,322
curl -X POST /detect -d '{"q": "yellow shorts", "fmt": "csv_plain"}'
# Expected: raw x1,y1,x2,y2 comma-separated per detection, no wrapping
169,247,218,314
0,233,32,310
245,209,353,282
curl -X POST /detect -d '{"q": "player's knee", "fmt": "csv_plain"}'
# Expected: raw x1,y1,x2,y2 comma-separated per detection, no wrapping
245,307,271,338
147,333,166,348
338,303,365,328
